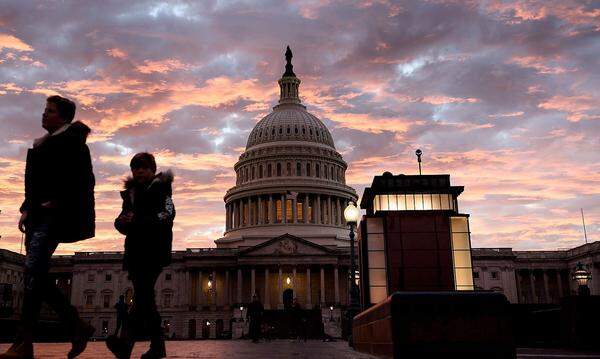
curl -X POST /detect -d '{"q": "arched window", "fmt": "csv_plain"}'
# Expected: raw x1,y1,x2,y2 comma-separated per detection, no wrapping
296,163,301,176
330,166,334,180
286,162,291,176
306,163,311,177
267,164,272,177
315,164,320,178
244,168,248,182
277,163,282,177
259,165,263,179
324,165,328,179
251,167,255,180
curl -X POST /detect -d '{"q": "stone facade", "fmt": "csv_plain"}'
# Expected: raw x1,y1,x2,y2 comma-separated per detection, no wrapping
472,242,600,303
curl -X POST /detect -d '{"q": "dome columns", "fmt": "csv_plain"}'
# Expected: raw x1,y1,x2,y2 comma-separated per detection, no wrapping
224,193,351,233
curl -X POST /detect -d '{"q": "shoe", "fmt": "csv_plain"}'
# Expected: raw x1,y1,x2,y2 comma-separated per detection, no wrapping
140,340,166,359
68,320,95,359
106,335,133,359
0,342,33,359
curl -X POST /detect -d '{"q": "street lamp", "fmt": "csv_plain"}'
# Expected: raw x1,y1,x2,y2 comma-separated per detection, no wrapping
344,202,360,309
572,262,592,296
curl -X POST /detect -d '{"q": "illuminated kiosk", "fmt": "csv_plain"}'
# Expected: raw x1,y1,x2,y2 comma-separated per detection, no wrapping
357,172,474,306
352,171,514,358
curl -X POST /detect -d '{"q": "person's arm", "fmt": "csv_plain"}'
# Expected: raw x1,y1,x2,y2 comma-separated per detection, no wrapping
115,193,133,235
157,192,175,223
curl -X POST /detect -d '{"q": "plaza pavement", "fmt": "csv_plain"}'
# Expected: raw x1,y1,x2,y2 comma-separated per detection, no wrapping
1,341,600,358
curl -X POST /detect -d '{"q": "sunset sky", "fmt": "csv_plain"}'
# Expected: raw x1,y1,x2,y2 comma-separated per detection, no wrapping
0,0,598,254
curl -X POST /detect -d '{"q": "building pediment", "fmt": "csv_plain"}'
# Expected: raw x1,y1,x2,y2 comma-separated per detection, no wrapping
239,234,335,256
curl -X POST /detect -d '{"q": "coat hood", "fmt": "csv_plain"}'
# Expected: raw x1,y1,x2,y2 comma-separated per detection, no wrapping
124,169,175,190
33,121,92,147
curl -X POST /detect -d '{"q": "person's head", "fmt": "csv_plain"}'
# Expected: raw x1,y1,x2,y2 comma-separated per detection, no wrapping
43,95,76,133
119,295,125,301
130,152,156,184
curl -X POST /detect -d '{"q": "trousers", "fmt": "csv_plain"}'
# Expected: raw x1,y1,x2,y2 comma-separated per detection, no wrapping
123,269,163,346
18,219,80,343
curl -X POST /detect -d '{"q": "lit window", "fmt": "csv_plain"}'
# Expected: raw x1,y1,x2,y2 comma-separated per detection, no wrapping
297,202,303,221
85,294,94,307
451,216,474,290
286,200,293,222
276,200,282,222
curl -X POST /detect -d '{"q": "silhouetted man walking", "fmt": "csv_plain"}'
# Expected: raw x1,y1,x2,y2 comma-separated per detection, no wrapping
1,96,96,359
114,295,129,336
247,293,264,343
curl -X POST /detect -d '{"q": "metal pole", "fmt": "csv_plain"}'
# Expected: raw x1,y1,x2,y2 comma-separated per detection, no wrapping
581,208,588,244
349,223,359,307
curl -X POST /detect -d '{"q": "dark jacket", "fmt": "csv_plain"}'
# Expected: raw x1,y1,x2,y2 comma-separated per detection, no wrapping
115,171,175,272
20,121,95,242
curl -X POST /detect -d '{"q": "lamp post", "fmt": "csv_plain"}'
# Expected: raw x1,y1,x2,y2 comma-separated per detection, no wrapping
344,202,360,308
344,201,360,346
572,262,592,296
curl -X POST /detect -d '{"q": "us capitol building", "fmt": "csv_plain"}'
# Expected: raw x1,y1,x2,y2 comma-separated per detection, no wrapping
1,49,599,339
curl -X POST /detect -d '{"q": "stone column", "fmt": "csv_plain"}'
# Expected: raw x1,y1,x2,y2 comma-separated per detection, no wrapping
293,267,297,291
268,195,273,224
233,201,238,228
212,270,217,305
248,197,253,225
556,270,563,299
258,196,263,224
264,268,270,309
225,270,230,305
320,267,325,305
278,267,283,309
292,197,298,223
306,267,312,308
592,264,600,295
529,270,536,304
185,270,191,307
316,195,321,224
336,197,341,225
251,268,256,297
342,199,348,226
481,267,488,289
543,270,550,304
237,269,242,304
225,204,229,230
281,194,287,223
327,196,332,225
303,194,309,224
514,270,522,303
199,270,205,306
334,266,340,304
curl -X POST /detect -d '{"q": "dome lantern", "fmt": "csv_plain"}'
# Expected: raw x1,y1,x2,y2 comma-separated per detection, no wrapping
277,46,302,106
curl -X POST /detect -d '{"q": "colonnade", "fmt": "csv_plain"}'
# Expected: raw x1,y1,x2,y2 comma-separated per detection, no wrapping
225,194,349,230
186,265,346,309
515,268,567,304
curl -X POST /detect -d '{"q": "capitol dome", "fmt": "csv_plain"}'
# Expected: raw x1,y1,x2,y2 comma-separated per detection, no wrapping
216,47,358,249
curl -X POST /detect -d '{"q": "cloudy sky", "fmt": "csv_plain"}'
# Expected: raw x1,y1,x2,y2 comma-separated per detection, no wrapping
0,0,598,254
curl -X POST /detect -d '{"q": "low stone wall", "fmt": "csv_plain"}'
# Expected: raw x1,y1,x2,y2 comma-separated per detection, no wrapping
353,291,515,358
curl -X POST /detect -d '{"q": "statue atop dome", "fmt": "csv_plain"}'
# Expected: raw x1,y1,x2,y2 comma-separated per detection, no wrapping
283,45,296,77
